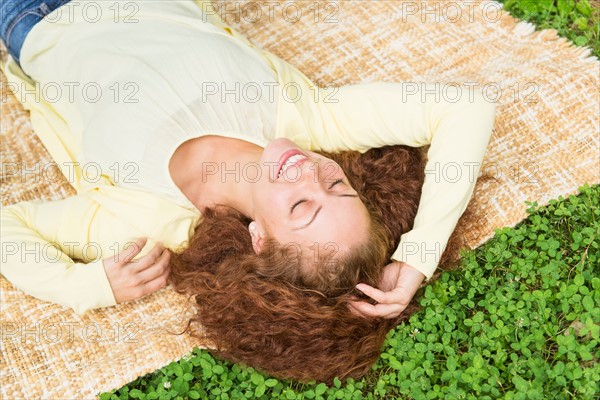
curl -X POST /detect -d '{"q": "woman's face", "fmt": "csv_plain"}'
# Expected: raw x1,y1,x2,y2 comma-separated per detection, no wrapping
250,138,371,260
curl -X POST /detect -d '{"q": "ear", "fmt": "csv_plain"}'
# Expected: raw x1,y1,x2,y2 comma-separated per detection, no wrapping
248,221,266,255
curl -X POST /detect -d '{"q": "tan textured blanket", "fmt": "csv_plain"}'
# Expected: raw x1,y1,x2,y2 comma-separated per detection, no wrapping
1,1,598,398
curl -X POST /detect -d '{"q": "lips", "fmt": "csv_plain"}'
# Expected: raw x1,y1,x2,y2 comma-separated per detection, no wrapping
276,149,307,180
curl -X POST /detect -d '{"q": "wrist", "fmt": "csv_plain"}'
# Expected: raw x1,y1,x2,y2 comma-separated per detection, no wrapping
399,262,426,282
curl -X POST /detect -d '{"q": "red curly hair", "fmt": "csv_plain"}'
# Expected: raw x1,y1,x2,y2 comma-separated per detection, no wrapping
168,144,467,383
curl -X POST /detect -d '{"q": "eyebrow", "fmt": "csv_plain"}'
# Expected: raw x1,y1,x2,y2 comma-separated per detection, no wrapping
291,194,358,231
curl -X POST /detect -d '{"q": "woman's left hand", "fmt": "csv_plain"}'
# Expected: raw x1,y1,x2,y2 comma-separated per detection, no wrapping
348,261,425,319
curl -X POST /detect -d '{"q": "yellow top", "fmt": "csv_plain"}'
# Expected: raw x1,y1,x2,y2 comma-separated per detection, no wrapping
14,0,280,209
0,0,496,315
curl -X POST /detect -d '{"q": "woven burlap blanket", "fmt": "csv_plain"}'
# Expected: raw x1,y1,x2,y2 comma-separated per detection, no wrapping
1,1,598,398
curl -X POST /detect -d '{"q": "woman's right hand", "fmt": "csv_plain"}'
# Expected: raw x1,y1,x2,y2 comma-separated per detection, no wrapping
102,238,171,304
348,261,425,319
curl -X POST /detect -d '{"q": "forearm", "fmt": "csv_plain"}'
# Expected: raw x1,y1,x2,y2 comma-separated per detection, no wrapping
299,82,496,279
0,198,117,315
391,87,496,279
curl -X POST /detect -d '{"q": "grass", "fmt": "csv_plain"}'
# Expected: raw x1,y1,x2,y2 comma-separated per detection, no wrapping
99,1,600,399
99,185,599,399
498,0,599,58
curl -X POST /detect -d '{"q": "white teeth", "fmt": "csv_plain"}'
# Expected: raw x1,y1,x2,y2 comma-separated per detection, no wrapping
278,154,307,178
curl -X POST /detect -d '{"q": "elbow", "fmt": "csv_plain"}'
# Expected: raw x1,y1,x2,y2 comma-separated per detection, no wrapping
463,88,496,147
472,89,497,135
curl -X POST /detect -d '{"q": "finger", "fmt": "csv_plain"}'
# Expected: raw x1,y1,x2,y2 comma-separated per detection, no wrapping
350,300,404,319
136,249,171,283
120,238,148,264
355,283,390,304
130,242,165,272
349,302,401,319
347,302,363,318
348,301,375,318
141,262,170,296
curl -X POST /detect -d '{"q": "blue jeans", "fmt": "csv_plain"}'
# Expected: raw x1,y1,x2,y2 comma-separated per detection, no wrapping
0,0,72,66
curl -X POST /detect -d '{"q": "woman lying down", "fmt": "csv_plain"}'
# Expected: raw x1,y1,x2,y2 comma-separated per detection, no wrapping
0,0,495,383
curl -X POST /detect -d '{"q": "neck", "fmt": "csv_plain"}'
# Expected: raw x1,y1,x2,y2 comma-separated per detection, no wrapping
169,135,262,218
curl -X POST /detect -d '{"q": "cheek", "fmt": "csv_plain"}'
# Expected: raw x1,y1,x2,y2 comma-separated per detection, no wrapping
308,153,343,177
254,193,291,242
253,183,289,217
269,191,291,216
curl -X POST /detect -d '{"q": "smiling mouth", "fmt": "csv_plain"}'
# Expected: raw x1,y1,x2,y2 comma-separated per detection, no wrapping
276,150,308,180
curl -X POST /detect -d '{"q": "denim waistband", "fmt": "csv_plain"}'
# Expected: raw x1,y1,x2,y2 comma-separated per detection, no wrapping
0,0,73,66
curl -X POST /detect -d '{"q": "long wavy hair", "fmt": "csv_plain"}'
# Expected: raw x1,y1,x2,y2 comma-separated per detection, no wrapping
169,144,468,383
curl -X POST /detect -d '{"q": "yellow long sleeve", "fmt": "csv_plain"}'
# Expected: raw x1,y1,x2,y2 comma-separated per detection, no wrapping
1,196,118,315
211,5,497,280
232,34,497,279
0,188,201,315
198,10,494,278
270,78,496,280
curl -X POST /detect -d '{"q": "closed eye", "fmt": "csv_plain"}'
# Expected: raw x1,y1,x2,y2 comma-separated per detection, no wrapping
329,178,343,189
289,179,346,214
289,199,307,214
